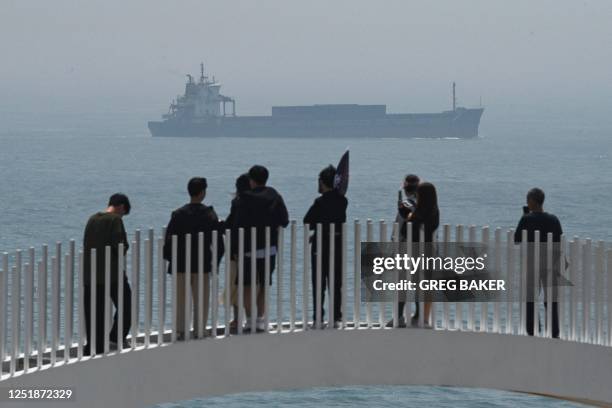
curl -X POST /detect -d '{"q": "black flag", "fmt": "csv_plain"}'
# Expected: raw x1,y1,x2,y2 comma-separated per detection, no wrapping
334,150,349,196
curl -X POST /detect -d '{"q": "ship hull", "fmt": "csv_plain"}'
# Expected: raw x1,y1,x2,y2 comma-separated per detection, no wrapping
148,108,484,139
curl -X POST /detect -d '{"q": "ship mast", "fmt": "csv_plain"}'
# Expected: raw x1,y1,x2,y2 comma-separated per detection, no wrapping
452,82,456,111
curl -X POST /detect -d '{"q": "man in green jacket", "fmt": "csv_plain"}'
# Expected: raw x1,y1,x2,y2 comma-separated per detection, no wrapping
83,193,132,355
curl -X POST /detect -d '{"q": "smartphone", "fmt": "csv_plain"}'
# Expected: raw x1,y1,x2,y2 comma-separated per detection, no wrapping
522,206,529,215
398,190,402,203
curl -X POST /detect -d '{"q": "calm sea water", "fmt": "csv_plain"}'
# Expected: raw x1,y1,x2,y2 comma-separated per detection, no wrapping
1,114,611,407
150,385,588,408
1,116,611,254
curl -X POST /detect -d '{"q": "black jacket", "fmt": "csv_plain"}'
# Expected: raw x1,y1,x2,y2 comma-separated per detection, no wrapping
223,196,242,258
233,186,289,251
403,208,440,243
303,190,348,252
163,203,225,274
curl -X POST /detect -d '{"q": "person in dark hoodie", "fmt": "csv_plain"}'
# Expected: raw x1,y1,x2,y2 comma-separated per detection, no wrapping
234,165,289,332
163,177,225,340
304,165,348,328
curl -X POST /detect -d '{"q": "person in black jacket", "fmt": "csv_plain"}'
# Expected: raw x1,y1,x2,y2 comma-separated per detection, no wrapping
233,165,289,332
514,187,562,338
163,177,225,340
304,165,348,328
391,182,440,328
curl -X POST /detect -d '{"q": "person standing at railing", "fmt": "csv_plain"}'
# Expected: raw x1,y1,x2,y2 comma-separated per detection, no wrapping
83,193,132,355
233,165,289,333
388,174,420,328
304,165,348,328
514,187,562,339
163,177,225,340
222,173,250,333
392,182,440,328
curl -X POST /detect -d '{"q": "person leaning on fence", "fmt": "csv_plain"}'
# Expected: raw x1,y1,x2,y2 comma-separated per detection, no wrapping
163,177,225,340
389,182,440,328
222,173,250,333
514,187,562,339
83,193,132,355
304,165,348,328
233,165,289,333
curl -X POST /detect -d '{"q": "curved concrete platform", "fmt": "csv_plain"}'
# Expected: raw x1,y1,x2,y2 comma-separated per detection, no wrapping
2,329,611,407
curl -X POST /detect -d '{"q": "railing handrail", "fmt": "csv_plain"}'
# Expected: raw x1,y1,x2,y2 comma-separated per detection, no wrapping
1,220,611,381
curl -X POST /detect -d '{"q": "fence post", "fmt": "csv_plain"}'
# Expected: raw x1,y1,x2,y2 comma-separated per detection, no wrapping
250,227,257,333
315,223,322,329
533,231,541,337
212,230,219,337
264,226,270,333
24,261,32,371
67,241,75,360
10,263,19,376
184,234,192,341
506,230,514,335
595,241,604,345
341,222,348,330
583,239,592,343
303,224,310,331
144,238,152,347
546,233,553,339
277,226,284,334
104,246,111,355
224,229,231,338
1,253,7,371
198,232,205,339
117,243,125,352
238,228,244,335
481,226,490,332
607,249,612,347
492,228,501,333
377,221,385,328
290,221,297,332
39,260,47,367
443,225,451,330
157,237,165,346
354,220,361,329
51,255,58,364
366,220,373,329
520,229,528,336
456,225,464,330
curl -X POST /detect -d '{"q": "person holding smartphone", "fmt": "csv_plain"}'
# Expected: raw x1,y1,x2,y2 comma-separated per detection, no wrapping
387,174,420,327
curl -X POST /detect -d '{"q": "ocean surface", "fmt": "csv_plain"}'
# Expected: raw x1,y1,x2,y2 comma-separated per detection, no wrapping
151,385,588,408
1,114,611,255
1,112,611,407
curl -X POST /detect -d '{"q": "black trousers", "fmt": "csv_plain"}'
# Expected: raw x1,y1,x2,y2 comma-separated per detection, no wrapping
526,301,559,338
311,250,343,323
84,275,132,354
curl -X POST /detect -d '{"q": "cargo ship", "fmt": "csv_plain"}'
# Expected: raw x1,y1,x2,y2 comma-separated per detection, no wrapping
148,64,484,138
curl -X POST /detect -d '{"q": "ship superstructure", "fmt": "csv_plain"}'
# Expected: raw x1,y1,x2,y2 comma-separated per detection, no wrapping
149,64,484,139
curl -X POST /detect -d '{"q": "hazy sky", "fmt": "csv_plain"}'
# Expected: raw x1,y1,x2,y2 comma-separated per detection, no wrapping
1,0,611,122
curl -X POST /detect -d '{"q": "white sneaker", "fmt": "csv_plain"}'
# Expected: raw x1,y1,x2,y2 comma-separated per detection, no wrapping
243,319,252,333
256,316,266,332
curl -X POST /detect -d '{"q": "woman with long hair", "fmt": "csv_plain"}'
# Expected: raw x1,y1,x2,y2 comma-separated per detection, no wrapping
394,182,440,327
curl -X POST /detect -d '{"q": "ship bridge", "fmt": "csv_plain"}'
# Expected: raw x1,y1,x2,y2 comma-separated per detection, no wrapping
1,221,611,407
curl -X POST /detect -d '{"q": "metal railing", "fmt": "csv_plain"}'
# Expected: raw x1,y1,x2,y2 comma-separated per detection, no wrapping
0,220,611,380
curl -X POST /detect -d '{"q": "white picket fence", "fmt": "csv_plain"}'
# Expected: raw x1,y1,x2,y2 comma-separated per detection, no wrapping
0,220,611,380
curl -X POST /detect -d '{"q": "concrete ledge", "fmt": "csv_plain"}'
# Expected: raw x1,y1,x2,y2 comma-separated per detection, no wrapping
2,329,611,407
